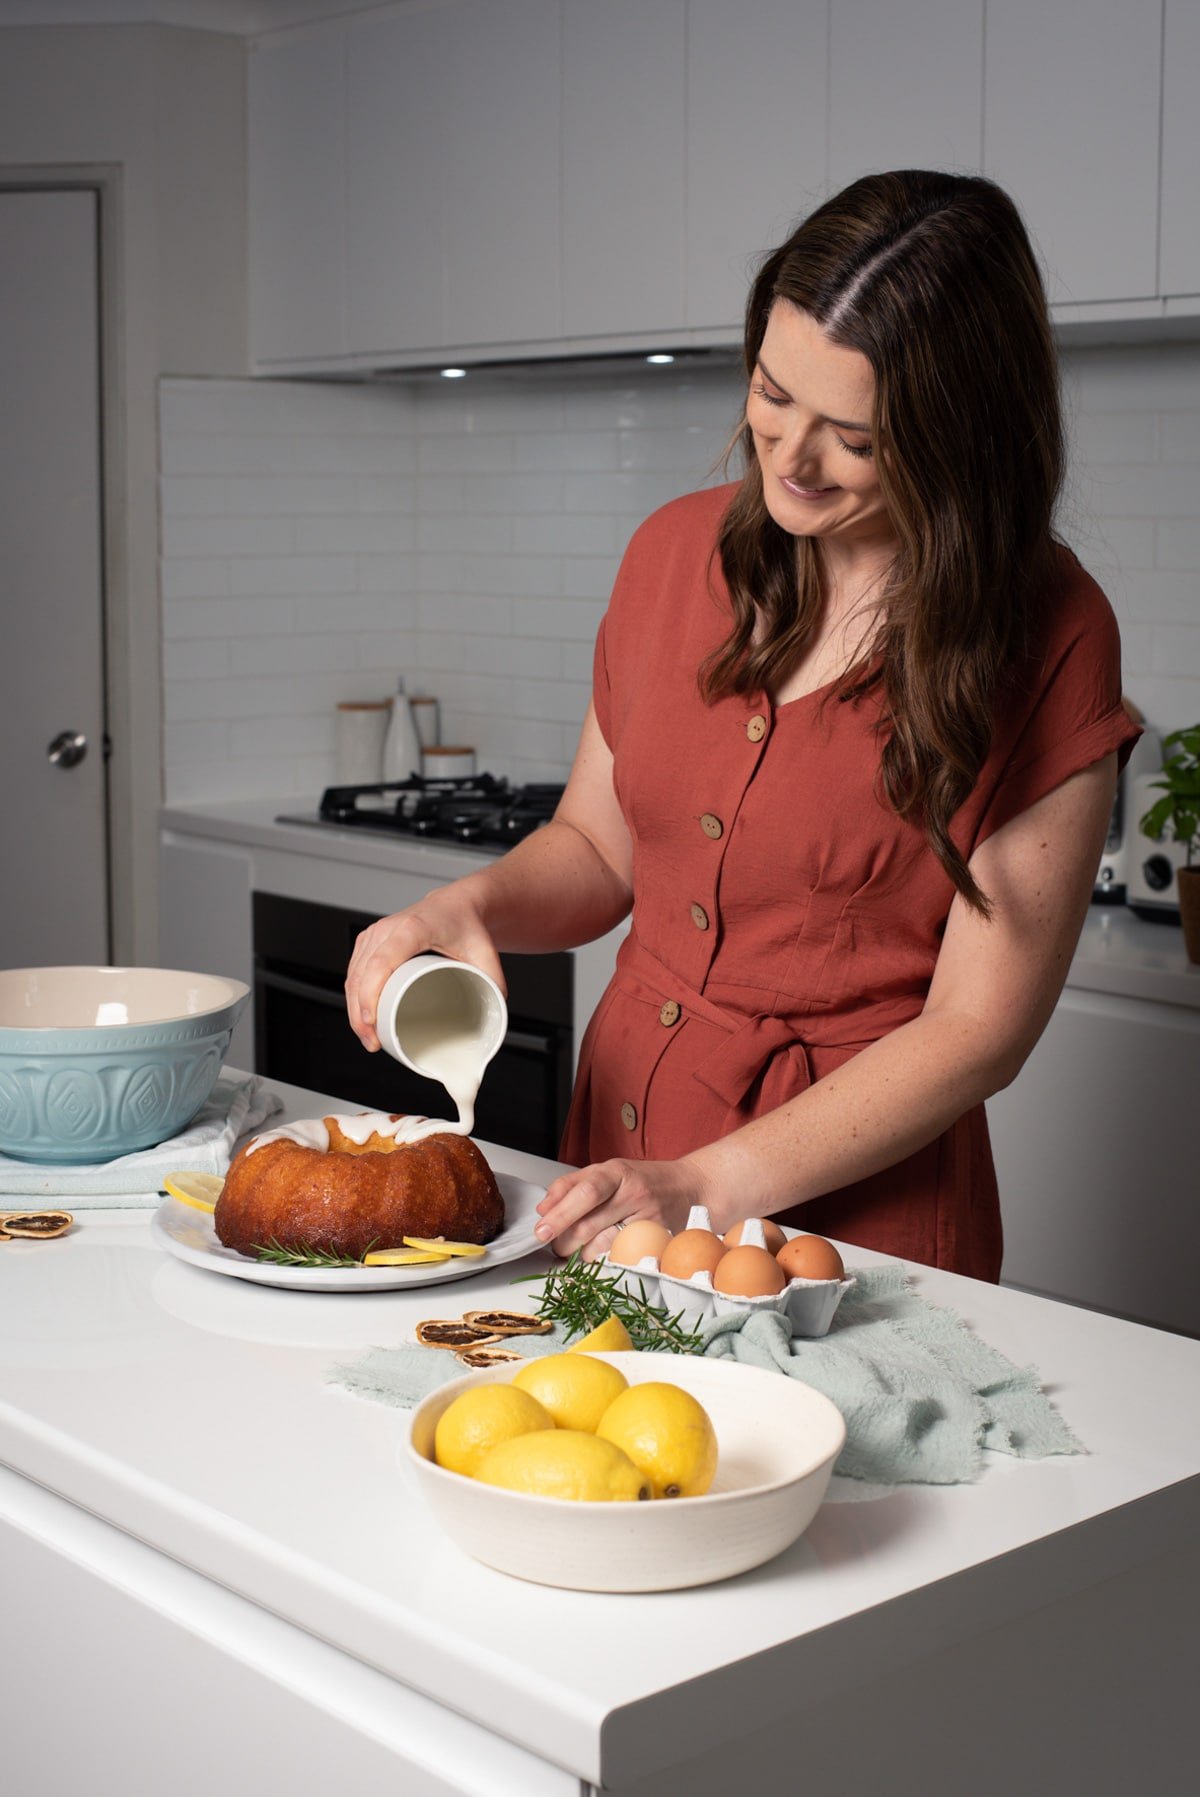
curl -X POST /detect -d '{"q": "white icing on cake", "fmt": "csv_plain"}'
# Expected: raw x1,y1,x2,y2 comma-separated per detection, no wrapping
243,1111,465,1156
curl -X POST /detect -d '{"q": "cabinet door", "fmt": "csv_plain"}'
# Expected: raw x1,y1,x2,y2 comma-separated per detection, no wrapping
827,0,982,193
984,0,1161,306
346,1,457,357
1161,0,1200,296
443,0,562,351
562,0,687,340
686,0,828,332
248,22,347,365
988,988,1200,1337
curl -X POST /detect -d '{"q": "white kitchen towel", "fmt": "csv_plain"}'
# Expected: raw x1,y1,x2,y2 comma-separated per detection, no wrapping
0,1074,282,1209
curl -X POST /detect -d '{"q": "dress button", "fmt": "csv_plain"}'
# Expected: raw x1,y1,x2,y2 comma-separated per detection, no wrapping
746,714,767,743
620,1101,638,1131
659,1000,681,1027
699,812,723,840
689,902,710,931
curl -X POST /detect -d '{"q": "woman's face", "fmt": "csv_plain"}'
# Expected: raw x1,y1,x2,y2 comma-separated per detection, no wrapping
747,301,895,557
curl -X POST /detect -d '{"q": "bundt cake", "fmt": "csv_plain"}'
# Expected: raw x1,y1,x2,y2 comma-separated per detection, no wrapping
214,1113,505,1260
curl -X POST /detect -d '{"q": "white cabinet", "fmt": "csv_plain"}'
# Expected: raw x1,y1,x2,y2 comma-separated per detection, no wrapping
685,0,827,332
158,833,255,1069
1160,0,1200,298
989,985,1200,1337
983,0,1162,306
248,0,1196,371
346,0,561,358
561,0,687,340
827,0,982,193
249,20,347,363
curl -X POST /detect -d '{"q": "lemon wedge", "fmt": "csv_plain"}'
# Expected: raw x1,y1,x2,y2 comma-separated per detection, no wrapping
568,1314,634,1354
401,1236,487,1258
362,1247,452,1267
162,1172,224,1213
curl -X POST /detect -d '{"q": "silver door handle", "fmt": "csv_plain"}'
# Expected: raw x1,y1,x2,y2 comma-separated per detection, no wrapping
47,730,88,768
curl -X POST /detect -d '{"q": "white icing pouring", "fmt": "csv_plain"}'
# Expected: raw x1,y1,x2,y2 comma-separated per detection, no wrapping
245,962,497,1158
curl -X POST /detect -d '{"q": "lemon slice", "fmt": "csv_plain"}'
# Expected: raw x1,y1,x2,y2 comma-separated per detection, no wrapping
162,1172,224,1213
568,1314,634,1354
401,1236,487,1258
362,1247,452,1267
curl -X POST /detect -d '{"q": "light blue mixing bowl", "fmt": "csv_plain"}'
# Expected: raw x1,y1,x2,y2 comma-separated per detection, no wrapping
0,966,250,1164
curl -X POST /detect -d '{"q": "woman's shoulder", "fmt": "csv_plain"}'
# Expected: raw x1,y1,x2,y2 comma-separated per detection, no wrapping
1043,543,1120,646
622,481,739,562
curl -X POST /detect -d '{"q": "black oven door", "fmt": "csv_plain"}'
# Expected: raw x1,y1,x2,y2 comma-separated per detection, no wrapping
252,893,573,1161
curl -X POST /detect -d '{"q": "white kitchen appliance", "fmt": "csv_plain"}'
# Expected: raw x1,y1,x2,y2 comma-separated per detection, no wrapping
1127,768,1189,921
1094,723,1161,904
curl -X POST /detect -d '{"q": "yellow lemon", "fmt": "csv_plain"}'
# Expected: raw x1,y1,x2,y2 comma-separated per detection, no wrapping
433,1385,555,1480
361,1247,450,1266
401,1237,486,1258
595,1382,718,1499
474,1430,650,1502
162,1172,224,1213
511,1353,629,1433
568,1315,634,1354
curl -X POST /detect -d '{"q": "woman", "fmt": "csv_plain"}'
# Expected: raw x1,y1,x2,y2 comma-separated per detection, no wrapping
345,170,1139,1281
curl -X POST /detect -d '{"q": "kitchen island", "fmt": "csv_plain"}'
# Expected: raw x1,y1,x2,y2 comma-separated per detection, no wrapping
3,1075,1198,1796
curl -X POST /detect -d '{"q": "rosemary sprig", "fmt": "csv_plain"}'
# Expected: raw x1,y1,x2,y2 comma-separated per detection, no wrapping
512,1250,706,1355
250,1237,380,1268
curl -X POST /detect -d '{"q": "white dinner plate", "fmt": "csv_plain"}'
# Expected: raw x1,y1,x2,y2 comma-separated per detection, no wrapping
149,1171,545,1293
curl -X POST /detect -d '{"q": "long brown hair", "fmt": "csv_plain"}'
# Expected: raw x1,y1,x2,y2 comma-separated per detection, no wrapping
708,170,1065,912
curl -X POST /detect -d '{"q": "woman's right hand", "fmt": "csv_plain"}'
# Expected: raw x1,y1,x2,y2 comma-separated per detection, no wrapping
344,882,505,1051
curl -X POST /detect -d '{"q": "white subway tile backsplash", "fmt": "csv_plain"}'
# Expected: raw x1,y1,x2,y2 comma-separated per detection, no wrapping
160,351,1200,803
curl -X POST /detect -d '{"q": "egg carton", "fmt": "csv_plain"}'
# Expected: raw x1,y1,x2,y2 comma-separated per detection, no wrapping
603,1208,854,1340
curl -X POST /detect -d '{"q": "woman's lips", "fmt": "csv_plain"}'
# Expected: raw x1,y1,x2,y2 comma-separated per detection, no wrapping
780,476,839,499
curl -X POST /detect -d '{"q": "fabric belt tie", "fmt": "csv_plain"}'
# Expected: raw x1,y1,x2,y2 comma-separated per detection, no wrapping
616,936,814,1113
690,1012,813,1110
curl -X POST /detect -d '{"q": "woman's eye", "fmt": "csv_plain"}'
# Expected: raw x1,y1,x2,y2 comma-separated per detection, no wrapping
837,436,873,459
751,382,788,408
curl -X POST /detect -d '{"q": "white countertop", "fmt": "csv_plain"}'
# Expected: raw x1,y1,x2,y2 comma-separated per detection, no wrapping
3,1075,1199,1788
161,797,1200,1010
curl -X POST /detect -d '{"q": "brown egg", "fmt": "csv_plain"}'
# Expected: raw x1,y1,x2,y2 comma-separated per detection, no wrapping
712,1244,787,1298
659,1228,726,1282
608,1220,672,1268
722,1217,787,1255
776,1233,845,1283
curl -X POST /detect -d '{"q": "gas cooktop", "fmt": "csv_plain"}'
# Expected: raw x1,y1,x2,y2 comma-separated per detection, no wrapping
276,774,565,850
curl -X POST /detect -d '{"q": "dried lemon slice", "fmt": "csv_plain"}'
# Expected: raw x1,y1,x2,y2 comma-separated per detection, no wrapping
462,1309,553,1337
401,1236,487,1258
362,1247,451,1267
456,1343,522,1368
0,1210,73,1239
162,1172,224,1213
415,1320,502,1350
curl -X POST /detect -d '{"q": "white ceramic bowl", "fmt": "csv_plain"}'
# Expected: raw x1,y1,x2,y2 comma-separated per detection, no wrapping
0,965,248,1163
406,1350,846,1592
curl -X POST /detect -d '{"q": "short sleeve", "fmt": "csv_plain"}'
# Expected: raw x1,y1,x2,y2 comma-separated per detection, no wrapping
592,606,613,749
975,562,1141,846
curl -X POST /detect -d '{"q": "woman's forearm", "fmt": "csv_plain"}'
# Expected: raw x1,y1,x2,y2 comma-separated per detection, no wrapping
685,1007,1010,1228
453,817,632,953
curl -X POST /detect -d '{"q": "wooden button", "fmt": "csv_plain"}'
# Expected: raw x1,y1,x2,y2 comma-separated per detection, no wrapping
689,902,710,931
659,1000,681,1027
746,714,767,743
620,1101,638,1131
699,812,723,840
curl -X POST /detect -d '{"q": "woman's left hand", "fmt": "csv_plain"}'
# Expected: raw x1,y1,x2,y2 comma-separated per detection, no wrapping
533,1156,717,1261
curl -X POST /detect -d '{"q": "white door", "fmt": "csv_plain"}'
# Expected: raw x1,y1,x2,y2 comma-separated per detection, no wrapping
0,189,109,967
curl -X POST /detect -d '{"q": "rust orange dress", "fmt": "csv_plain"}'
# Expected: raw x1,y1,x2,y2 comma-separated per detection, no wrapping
560,484,1141,1280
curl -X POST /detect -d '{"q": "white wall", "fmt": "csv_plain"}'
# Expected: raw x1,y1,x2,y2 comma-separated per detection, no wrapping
0,23,246,960
159,342,1200,804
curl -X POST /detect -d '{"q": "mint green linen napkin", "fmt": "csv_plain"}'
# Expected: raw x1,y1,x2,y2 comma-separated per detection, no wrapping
700,1264,1083,1484
327,1263,1083,1487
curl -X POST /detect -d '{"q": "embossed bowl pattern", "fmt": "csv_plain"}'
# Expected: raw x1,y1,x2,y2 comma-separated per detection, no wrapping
0,967,249,1164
